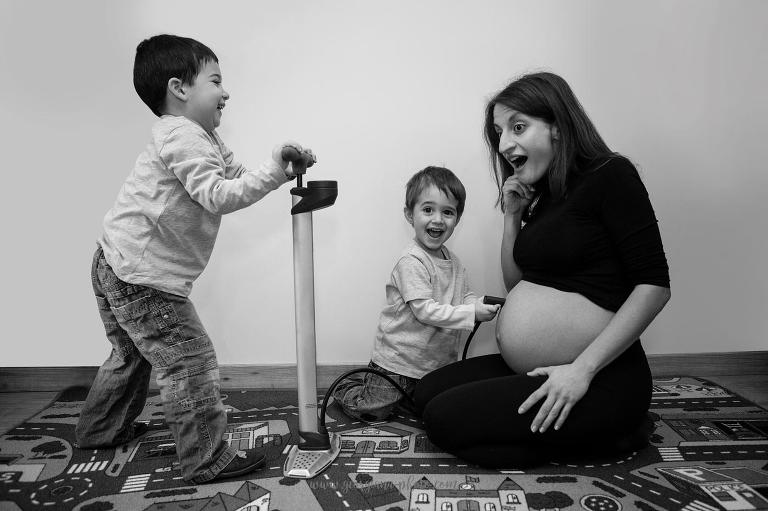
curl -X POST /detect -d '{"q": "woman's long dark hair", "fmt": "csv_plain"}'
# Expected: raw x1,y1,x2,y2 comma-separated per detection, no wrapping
484,72,614,208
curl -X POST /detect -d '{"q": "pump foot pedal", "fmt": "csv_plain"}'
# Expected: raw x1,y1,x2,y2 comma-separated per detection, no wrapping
283,432,341,478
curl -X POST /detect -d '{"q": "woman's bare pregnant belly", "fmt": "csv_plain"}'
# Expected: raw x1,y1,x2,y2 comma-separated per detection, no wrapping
496,281,614,374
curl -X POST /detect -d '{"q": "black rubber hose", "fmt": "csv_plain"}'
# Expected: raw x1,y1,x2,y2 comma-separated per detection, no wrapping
461,295,506,360
318,368,416,436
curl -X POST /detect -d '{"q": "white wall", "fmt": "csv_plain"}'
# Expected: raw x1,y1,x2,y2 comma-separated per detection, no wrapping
1,0,766,366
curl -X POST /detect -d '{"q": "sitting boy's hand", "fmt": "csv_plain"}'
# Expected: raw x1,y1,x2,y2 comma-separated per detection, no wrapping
475,301,501,322
272,142,317,177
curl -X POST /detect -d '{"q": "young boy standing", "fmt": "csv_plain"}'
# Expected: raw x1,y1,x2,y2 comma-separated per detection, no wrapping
333,166,500,422
75,34,315,484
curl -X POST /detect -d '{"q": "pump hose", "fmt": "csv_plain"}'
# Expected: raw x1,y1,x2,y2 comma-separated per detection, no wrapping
462,295,505,360
318,368,415,436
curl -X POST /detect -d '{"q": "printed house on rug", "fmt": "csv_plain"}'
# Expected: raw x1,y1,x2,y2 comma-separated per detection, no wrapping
143,481,270,510
340,424,411,456
409,476,529,511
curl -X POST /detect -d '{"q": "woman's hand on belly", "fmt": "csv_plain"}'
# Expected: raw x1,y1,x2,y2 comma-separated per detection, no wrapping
518,362,592,433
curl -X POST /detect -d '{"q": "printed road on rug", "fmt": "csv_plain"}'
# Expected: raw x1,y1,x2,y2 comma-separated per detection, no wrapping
1,376,767,511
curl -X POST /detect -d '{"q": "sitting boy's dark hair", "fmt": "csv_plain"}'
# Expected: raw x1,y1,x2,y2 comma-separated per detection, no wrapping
405,166,466,219
133,34,218,117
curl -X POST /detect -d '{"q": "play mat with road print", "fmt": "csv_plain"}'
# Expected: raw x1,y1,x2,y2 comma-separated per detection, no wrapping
1,376,767,511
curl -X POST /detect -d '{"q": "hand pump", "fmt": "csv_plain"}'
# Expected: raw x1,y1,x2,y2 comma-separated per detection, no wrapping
280,147,341,478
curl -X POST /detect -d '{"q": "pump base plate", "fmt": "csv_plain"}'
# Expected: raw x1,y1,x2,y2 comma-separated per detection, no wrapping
283,432,342,478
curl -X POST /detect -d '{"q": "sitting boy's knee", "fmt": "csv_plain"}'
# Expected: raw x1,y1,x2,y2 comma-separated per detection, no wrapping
335,386,398,422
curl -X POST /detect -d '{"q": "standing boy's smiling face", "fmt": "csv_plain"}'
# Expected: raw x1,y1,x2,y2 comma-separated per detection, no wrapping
404,184,460,258
183,60,229,132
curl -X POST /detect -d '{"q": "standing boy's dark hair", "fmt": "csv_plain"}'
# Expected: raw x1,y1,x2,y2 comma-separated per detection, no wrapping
483,72,614,206
133,34,219,117
405,166,467,219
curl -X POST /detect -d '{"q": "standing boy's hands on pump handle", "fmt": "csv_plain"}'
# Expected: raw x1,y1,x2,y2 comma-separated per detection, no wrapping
272,142,317,177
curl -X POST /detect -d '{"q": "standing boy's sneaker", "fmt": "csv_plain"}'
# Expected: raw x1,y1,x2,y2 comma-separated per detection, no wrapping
206,449,266,482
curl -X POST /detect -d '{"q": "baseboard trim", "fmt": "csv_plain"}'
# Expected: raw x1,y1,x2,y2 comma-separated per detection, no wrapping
0,365,361,393
646,351,768,377
1,351,766,392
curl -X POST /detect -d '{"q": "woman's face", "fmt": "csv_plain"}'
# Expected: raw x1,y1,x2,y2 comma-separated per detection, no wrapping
492,103,557,186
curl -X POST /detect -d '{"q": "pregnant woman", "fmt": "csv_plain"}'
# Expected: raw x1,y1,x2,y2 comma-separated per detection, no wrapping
414,72,671,468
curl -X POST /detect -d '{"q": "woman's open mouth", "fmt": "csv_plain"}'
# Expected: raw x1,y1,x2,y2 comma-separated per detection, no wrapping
508,155,528,173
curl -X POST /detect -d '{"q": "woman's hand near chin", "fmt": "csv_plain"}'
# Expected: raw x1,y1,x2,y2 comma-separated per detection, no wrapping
502,175,534,216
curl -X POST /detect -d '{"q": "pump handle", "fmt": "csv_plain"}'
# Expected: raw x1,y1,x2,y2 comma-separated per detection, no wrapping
281,146,315,176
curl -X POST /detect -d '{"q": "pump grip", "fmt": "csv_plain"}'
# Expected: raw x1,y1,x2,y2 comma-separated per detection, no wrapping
281,146,315,176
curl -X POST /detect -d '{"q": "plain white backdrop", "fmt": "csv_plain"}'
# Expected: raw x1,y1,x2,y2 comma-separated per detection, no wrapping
1,0,766,366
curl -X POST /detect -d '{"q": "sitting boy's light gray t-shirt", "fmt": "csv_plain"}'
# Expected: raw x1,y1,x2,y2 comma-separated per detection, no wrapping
100,115,288,297
371,241,476,379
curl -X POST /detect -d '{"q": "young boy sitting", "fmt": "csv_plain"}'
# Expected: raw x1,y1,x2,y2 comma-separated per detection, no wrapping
333,166,500,422
75,34,315,484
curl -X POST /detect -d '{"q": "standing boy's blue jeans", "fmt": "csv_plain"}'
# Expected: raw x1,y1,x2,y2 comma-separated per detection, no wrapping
76,246,237,483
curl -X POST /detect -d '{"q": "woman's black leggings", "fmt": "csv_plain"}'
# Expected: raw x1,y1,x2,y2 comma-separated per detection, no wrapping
413,341,652,468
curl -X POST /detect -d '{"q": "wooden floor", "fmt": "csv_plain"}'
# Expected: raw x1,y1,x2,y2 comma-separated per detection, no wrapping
1,374,766,435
